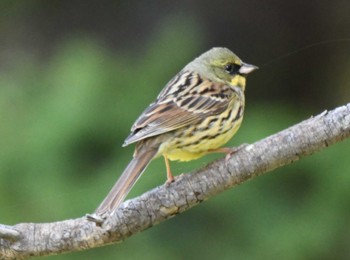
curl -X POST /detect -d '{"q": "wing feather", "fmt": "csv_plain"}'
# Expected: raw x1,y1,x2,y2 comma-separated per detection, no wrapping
123,71,235,146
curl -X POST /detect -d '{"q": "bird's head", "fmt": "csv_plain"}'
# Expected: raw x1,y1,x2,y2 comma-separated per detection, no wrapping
186,47,258,91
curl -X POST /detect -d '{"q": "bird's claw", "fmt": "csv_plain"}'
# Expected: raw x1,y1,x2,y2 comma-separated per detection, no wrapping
224,143,250,166
165,177,175,186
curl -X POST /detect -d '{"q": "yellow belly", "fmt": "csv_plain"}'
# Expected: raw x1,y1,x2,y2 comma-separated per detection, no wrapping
158,106,243,161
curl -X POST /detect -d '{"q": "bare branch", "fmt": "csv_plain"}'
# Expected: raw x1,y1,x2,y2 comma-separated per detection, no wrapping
0,225,21,241
1,103,349,259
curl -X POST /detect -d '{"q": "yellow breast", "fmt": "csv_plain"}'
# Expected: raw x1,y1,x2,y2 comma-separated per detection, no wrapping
159,101,244,161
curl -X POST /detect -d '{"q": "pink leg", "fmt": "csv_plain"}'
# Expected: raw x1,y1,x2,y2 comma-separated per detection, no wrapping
207,144,249,163
163,155,174,184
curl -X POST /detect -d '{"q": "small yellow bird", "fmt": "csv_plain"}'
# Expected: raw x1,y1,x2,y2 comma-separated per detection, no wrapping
95,47,257,215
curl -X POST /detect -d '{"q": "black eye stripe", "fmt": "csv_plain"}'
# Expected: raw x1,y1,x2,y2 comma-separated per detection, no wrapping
224,64,241,75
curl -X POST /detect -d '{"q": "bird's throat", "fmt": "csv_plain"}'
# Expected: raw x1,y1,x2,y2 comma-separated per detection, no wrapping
230,75,246,91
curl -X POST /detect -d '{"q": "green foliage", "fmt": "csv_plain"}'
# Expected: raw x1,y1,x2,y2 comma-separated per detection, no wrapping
0,23,349,259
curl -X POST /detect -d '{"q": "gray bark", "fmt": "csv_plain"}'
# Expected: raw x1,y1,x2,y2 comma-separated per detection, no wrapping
1,103,349,259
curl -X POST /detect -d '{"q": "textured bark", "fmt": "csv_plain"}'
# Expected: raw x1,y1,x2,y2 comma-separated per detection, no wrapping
1,103,349,259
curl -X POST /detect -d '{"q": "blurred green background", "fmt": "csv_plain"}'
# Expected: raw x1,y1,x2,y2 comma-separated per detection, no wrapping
1,1,350,259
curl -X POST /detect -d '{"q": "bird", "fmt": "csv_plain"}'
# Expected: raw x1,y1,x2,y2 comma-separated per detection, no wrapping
95,47,257,216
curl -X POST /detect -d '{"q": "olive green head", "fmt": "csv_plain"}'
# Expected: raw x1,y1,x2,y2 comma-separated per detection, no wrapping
185,47,258,89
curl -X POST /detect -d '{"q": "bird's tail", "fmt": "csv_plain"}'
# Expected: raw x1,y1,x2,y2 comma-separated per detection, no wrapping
95,148,157,215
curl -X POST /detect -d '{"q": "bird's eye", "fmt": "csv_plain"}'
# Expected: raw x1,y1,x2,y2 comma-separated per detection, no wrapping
224,63,241,75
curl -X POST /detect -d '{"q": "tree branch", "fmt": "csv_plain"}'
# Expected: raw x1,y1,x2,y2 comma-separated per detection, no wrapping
1,103,349,259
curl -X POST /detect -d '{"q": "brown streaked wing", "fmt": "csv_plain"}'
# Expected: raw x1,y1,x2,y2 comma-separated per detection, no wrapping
123,71,234,146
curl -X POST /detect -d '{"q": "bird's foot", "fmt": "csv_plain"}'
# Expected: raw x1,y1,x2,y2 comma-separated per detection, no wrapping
165,174,175,186
223,143,250,164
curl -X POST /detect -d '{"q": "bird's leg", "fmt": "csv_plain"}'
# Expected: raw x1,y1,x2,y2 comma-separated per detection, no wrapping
207,143,249,164
163,155,174,184
207,147,235,154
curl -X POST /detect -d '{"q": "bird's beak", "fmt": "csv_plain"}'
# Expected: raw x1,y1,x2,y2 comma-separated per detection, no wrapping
239,62,259,75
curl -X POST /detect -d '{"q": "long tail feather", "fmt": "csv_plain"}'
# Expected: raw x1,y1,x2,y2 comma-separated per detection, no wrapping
95,148,157,215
